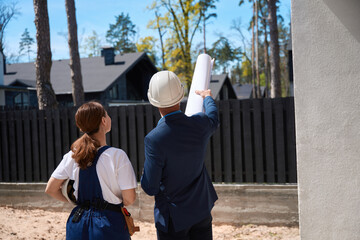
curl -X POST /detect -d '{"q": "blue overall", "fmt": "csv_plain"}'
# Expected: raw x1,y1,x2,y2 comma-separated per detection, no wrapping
66,146,130,240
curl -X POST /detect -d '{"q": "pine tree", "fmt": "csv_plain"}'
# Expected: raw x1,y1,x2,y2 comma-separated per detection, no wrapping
19,28,35,62
106,13,137,54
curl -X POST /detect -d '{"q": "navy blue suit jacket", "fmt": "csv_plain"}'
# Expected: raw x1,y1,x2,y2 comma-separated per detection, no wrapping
141,96,219,232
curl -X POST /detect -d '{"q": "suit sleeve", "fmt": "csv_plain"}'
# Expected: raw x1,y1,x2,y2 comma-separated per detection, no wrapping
203,96,219,133
140,136,165,196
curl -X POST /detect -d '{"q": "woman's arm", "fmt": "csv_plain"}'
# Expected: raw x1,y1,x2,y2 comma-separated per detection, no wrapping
45,177,68,203
122,188,136,206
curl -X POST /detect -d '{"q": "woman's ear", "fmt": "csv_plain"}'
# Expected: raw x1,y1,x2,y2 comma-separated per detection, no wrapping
101,116,107,126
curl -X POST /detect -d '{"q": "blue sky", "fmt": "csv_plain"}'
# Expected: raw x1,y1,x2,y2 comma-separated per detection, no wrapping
5,0,291,62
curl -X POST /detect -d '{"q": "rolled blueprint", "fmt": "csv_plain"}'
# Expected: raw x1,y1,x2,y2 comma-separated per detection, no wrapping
185,54,214,116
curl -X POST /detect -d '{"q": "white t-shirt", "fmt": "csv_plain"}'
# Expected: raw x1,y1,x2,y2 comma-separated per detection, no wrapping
52,147,137,204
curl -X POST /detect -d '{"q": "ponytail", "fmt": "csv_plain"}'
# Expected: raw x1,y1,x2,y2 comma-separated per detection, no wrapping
70,101,106,169
71,133,100,169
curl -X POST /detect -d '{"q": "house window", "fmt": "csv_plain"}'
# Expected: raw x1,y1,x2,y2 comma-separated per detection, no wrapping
109,85,118,100
14,92,29,107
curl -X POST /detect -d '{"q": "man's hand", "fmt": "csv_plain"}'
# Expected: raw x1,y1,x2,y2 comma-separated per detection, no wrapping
195,89,212,99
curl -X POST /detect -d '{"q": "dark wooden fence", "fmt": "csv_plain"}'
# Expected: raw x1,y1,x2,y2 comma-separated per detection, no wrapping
0,97,296,183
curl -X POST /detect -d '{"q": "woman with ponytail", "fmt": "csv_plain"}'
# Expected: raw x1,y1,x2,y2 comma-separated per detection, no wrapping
45,101,137,239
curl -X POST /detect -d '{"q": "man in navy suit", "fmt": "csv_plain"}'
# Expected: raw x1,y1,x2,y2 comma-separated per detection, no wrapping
141,70,219,240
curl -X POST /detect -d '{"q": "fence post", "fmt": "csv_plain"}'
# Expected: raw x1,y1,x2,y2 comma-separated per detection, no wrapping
212,101,222,182
274,98,286,183
230,100,243,183
22,110,33,182
136,105,145,179
253,99,264,182
263,98,275,182
38,110,47,182
242,100,254,182
220,101,232,182
0,112,10,181
30,110,40,182
128,106,138,180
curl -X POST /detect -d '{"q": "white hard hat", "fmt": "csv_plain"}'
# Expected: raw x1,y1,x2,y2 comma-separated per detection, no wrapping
61,179,76,205
148,71,185,108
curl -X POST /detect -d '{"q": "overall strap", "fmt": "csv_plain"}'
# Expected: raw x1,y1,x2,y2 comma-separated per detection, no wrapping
92,146,111,166
77,146,111,204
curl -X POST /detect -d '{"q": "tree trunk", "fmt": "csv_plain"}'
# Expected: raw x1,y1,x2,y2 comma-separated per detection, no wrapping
255,0,261,98
203,14,206,54
268,0,281,98
65,0,84,106
33,0,58,109
155,11,166,70
251,2,256,98
184,43,192,91
259,0,270,97
263,16,270,98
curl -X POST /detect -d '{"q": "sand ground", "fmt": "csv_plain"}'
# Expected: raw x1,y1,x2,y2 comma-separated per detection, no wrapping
0,206,299,240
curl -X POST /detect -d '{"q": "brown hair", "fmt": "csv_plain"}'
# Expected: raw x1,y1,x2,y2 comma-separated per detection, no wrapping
70,101,106,169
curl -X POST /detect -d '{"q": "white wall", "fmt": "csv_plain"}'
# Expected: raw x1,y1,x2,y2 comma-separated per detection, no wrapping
292,0,360,239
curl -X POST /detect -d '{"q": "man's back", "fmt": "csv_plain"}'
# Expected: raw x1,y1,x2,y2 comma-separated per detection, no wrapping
141,96,219,232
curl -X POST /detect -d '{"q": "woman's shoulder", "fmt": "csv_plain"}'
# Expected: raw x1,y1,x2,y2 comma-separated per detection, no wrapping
104,146,127,156
54,150,76,172
101,147,131,169
62,150,75,163
102,147,129,162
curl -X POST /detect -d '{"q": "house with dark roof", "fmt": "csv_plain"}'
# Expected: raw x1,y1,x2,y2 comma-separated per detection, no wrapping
2,48,157,107
3,79,38,107
209,74,237,100
232,83,267,99
0,51,37,108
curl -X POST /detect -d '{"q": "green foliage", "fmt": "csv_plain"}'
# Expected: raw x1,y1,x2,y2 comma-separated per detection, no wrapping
207,36,241,73
199,0,218,26
259,72,266,86
82,30,101,57
19,28,35,62
106,13,137,54
230,62,242,84
236,0,291,97
230,57,252,84
148,0,203,89
136,36,158,66
164,35,187,83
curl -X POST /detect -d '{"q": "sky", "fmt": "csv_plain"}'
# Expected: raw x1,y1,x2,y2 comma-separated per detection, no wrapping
4,0,291,63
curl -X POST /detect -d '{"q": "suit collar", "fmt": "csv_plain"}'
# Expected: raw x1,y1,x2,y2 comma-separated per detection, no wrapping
157,110,183,125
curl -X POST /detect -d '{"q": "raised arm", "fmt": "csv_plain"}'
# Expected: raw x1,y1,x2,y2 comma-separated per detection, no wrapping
195,89,219,132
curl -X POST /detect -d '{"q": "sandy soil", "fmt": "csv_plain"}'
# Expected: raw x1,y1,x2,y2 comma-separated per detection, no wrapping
0,206,299,240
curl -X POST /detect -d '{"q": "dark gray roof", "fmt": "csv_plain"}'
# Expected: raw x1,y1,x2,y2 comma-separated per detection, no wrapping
209,74,237,100
9,79,37,88
4,52,148,94
209,74,227,98
232,83,267,99
232,83,253,99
